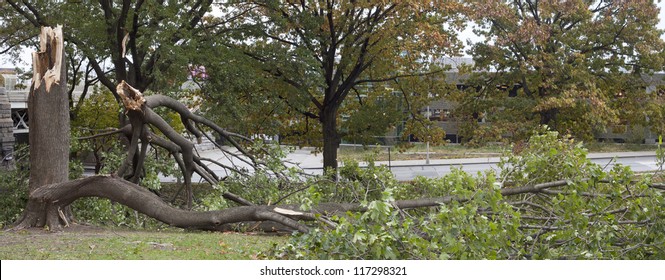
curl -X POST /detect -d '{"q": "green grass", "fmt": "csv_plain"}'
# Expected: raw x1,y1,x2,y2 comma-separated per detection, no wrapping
338,143,506,162
584,142,659,153
336,141,657,162
0,227,287,260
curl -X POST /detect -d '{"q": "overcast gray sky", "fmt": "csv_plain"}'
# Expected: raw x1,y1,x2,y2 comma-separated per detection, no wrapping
3,1,665,69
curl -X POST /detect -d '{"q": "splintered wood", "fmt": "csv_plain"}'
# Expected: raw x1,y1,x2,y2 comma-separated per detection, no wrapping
32,25,63,93
117,80,146,111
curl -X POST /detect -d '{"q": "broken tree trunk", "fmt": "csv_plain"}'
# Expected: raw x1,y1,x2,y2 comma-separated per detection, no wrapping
14,25,72,229
116,81,198,208
29,175,311,233
114,81,271,208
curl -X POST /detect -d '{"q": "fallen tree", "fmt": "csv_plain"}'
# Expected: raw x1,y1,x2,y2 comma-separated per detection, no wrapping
13,25,311,231
20,168,665,233
24,175,310,233
10,27,665,260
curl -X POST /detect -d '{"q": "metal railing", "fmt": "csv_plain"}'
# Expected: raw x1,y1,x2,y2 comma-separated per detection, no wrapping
7,90,28,103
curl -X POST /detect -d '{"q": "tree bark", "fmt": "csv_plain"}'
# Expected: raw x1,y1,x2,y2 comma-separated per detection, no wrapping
15,26,72,229
28,175,310,233
321,106,340,171
539,108,558,127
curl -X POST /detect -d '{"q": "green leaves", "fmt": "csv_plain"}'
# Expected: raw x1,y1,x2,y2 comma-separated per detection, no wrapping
274,127,665,259
202,1,464,168
457,0,665,142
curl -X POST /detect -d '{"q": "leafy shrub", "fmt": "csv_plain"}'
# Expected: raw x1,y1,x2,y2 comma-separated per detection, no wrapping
0,174,28,228
71,197,166,229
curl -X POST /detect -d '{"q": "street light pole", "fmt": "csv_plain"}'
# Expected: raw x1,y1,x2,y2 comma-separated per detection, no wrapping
426,106,430,165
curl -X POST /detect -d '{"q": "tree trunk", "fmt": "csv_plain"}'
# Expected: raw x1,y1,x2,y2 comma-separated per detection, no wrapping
14,26,72,230
321,106,340,171
539,108,558,128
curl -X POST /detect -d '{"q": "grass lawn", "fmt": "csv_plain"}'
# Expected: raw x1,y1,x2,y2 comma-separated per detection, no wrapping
337,142,658,162
0,225,287,260
338,143,506,162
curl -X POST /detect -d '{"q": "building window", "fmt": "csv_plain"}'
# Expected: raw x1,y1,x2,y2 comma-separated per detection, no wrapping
12,109,28,131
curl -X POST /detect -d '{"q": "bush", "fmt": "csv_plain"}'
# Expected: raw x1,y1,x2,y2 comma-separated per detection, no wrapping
0,145,29,227
0,168,29,228
71,197,166,229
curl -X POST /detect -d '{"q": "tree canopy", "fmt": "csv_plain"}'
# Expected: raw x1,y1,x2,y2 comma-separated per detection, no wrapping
453,0,665,142
2,0,218,103
2,6,665,260
199,0,465,169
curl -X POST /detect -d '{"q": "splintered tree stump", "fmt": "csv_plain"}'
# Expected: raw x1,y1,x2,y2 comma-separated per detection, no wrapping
14,25,72,230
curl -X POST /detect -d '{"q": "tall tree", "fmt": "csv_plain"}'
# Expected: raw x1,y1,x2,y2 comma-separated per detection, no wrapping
206,0,463,170
454,0,665,142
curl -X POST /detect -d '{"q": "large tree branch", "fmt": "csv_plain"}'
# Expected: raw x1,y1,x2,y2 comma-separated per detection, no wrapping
355,69,445,86
26,175,309,233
